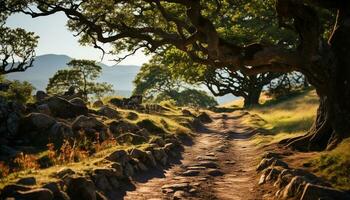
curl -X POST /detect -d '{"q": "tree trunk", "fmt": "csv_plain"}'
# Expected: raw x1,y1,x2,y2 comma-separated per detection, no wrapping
243,86,262,108
283,7,350,151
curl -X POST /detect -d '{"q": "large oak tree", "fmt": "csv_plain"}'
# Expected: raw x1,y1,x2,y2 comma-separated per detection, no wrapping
2,0,349,151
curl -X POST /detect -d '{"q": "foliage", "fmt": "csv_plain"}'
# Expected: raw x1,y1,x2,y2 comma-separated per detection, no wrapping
133,55,217,108
13,152,40,171
155,89,218,108
46,59,114,99
267,72,309,99
0,76,35,103
0,12,38,74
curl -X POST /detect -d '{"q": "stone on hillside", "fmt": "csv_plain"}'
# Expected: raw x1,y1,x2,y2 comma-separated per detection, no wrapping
92,173,112,192
173,190,187,200
37,104,51,116
181,109,193,116
197,112,212,123
0,184,31,199
194,161,218,169
124,162,135,177
300,184,350,200
56,168,75,178
162,183,190,191
256,157,288,172
105,150,130,166
69,97,86,107
145,151,157,167
49,122,74,144
108,120,140,135
152,147,168,166
93,100,104,108
72,115,107,140
98,106,120,119
66,177,96,200
182,170,200,177
207,169,224,177
43,182,70,200
16,177,36,186
36,91,48,102
116,133,147,145
44,96,88,118
126,111,138,120
17,113,58,145
281,176,306,199
16,188,54,200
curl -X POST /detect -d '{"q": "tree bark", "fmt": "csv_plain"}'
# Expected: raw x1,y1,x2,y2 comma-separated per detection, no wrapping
283,6,350,151
243,86,262,108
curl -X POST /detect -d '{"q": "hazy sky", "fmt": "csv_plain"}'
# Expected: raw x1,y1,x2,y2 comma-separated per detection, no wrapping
6,12,150,66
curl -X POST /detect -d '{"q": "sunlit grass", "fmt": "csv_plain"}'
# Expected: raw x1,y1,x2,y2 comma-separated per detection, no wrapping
312,138,350,190
244,90,319,145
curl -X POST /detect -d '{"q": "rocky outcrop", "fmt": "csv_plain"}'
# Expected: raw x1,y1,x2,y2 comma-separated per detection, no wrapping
72,115,108,140
0,140,182,200
97,106,120,119
43,96,88,118
257,152,350,200
17,113,73,146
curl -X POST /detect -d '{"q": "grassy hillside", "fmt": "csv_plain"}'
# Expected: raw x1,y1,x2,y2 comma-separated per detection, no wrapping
227,89,350,190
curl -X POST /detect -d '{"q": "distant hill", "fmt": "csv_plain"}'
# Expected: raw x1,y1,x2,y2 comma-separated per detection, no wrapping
5,54,236,104
5,54,140,97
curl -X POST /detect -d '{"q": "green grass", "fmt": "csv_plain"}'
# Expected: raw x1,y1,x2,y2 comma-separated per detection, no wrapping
243,90,319,145
312,138,350,190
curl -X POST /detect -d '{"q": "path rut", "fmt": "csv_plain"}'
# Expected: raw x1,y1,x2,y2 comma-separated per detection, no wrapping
123,111,265,200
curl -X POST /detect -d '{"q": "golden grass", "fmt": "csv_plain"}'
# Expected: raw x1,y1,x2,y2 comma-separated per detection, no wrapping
242,90,319,145
312,138,350,190
1,101,195,188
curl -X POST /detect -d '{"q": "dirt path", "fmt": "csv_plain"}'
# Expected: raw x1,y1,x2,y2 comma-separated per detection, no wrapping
123,111,266,200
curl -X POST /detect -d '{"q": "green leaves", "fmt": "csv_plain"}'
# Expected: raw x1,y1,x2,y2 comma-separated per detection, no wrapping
46,59,114,99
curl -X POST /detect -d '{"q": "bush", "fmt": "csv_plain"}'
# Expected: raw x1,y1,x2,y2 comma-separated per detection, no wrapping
0,77,35,103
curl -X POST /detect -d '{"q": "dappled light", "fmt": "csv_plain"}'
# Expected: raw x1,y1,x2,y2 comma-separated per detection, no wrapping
0,0,349,199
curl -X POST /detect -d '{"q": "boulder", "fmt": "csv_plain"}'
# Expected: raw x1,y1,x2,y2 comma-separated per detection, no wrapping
44,96,88,118
43,182,70,200
69,97,86,107
56,168,76,178
116,133,147,145
300,184,350,200
72,115,107,140
98,106,120,119
105,150,130,166
49,122,74,145
36,91,49,102
16,188,54,200
0,184,31,199
16,177,36,186
256,157,288,171
281,176,306,199
126,112,138,120
197,112,212,123
145,151,157,167
37,104,51,115
92,100,104,108
66,176,96,200
17,113,58,145
181,109,193,116
108,120,139,135
152,148,168,166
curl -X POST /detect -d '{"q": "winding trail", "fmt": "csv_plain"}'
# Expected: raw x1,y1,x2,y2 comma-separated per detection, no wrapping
123,111,266,200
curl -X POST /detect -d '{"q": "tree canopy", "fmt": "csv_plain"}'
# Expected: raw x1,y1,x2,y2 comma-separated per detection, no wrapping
0,12,38,74
46,59,114,99
2,0,350,150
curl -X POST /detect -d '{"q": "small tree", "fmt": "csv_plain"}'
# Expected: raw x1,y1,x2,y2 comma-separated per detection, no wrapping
46,59,113,99
0,13,38,74
133,58,217,108
0,75,35,103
